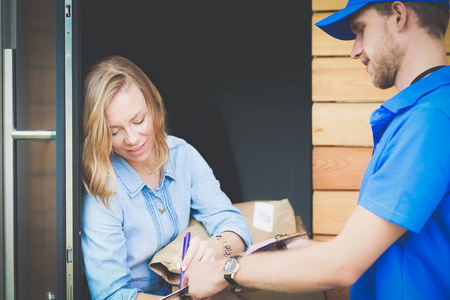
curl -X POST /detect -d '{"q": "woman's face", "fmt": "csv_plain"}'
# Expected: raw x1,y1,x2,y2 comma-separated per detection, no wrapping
105,82,155,168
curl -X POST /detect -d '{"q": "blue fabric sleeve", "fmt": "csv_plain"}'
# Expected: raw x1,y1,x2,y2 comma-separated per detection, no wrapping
359,106,450,233
185,142,253,248
82,194,142,300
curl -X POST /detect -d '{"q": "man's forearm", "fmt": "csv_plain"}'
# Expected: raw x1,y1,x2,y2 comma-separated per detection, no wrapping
287,237,318,250
186,206,407,299
232,242,349,293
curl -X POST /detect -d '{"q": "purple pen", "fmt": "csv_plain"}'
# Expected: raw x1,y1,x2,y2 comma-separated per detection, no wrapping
179,232,191,288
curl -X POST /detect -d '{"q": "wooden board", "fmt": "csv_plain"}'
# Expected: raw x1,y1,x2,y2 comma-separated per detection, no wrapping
313,12,450,56
312,57,397,102
447,22,450,54
312,13,354,56
312,234,335,242
312,102,380,146
313,191,359,235
313,146,372,190
312,0,346,11
327,288,352,300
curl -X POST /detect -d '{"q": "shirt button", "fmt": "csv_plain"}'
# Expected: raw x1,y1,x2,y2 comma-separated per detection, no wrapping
158,206,166,213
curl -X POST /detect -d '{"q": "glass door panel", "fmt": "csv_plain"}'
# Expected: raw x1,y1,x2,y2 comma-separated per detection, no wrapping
3,0,58,298
15,0,57,296
17,140,57,299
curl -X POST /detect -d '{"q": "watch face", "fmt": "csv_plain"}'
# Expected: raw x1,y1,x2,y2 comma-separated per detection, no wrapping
223,258,239,275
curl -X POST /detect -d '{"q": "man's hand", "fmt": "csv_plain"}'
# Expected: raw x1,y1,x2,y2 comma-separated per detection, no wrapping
182,258,230,299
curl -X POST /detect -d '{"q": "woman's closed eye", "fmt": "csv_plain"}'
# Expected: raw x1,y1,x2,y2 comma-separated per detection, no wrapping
109,115,146,136
134,117,145,125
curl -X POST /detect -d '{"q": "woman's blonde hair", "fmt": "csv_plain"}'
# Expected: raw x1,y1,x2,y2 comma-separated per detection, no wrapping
82,55,169,207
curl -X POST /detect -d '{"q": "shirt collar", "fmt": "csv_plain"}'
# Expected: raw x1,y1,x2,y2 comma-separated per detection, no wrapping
112,154,176,198
381,66,450,114
370,66,450,146
164,158,177,180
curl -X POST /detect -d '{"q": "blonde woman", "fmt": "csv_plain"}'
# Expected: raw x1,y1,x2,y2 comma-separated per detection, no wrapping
81,56,252,299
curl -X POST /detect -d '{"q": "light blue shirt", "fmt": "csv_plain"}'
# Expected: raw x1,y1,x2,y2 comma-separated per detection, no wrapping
82,136,252,300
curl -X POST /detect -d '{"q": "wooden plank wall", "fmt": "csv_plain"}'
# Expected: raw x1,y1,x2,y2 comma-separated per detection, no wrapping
311,1,450,299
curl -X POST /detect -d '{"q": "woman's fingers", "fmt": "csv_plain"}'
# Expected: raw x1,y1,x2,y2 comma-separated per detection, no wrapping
192,239,210,262
199,246,216,263
174,236,201,270
176,235,219,271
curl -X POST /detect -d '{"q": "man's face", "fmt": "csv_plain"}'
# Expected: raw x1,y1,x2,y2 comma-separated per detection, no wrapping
350,7,399,89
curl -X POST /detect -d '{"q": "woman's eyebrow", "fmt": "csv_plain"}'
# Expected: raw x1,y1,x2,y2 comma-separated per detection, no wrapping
108,110,146,128
130,109,146,120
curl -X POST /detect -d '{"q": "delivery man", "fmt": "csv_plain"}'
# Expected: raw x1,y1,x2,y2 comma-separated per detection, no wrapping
184,1,450,299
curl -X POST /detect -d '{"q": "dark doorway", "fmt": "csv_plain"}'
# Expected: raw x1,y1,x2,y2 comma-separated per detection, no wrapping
81,1,312,230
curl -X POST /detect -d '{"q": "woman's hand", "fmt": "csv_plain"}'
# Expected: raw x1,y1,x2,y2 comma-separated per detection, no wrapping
173,231,246,277
173,236,220,273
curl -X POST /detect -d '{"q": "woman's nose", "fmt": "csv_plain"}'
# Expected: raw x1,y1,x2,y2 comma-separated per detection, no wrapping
124,128,139,145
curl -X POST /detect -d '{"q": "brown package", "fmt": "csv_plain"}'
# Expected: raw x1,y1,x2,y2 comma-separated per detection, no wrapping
149,199,325,300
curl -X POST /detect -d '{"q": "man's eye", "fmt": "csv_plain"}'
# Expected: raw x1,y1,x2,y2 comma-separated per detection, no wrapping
358,26,364,35
351,24,364,36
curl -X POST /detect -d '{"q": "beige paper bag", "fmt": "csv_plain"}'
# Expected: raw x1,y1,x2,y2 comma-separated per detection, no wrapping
149,199,301,284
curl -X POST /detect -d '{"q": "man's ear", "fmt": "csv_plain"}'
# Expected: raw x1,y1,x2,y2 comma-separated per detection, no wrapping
391,1,409,32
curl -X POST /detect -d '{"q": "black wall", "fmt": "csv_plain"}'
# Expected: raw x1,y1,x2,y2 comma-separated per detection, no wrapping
81,1,313,231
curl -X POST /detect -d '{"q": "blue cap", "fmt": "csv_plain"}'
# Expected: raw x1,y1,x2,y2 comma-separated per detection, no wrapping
315,0,450,40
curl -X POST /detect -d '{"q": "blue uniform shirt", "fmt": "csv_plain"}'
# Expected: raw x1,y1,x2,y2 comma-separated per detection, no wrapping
351,66,450,299
82,136,252,300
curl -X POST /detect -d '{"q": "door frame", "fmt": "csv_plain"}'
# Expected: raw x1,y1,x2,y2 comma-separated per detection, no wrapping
1,0,82,298
56,0,83,299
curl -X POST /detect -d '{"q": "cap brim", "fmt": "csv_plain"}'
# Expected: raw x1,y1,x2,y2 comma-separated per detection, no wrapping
315,3,367,41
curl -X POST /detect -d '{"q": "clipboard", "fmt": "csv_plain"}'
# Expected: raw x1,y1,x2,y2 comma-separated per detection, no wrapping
159,286,189,300
246,232,309,254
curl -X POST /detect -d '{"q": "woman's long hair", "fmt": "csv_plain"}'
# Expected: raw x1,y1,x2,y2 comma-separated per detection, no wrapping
82,55,169,208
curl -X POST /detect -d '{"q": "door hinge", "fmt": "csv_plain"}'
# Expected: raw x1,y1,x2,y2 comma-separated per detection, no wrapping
66,248,73,263
65,5,71,18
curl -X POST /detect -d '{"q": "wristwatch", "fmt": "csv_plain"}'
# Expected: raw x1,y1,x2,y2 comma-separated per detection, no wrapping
223,256,241,287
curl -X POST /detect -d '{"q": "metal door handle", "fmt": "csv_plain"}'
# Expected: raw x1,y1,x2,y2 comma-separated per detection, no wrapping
11,129,56,140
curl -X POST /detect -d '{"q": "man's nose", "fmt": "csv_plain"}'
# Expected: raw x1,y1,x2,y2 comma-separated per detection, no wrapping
350,36,363,59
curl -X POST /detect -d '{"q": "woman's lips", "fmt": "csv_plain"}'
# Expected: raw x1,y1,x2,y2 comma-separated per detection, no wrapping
128,141,147,154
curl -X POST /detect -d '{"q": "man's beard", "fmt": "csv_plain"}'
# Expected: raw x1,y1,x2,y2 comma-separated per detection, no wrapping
371,53,397,89
370,28,398,90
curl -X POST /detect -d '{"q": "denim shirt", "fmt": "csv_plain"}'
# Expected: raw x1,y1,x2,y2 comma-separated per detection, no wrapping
82,136,252,300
